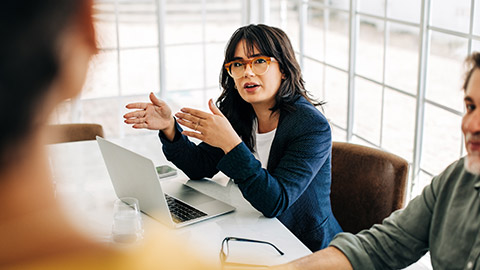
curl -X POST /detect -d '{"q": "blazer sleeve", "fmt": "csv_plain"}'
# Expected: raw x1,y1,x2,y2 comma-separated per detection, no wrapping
159,120,224,179
217,108,332,218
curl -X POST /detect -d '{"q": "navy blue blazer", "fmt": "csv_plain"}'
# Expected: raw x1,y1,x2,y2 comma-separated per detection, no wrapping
159,96,342,251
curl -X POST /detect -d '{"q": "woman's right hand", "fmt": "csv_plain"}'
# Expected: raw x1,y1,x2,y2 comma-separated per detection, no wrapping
123,92,174,132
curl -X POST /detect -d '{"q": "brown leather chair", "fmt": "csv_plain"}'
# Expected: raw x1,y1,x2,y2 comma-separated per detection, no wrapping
330,142,409,234
46,123,104,144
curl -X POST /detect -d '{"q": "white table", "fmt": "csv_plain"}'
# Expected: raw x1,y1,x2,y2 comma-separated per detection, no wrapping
48,133,311,267
48,133,432,269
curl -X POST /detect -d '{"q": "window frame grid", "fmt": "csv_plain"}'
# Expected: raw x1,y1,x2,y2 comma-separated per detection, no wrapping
67,0,480,202
299,0,478,200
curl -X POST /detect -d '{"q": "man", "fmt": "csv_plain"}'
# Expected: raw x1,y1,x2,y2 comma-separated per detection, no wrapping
272,52,480,269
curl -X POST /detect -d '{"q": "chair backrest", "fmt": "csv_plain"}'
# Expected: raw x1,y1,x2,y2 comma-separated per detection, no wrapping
330,141,409,234
47,123,104,144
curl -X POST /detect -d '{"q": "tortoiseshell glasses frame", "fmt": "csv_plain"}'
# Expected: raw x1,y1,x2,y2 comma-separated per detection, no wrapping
224,56,277,78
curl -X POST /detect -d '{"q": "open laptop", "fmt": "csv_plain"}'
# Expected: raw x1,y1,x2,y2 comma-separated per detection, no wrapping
96,136,235,228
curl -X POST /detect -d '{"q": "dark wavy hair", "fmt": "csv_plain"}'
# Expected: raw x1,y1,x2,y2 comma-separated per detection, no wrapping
463,52,480,91
217,24,323,151
0,0,96,169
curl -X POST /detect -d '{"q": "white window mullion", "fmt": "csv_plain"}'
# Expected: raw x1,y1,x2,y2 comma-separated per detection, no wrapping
346,0,358,141
411,0,432,200
155,0,166,100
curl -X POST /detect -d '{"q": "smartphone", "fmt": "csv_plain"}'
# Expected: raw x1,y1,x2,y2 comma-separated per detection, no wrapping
155,165,177,179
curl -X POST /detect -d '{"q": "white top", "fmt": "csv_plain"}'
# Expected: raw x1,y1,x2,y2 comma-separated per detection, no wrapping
252,120,276,169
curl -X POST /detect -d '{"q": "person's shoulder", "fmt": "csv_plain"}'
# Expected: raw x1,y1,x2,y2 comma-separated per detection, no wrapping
431,157,477,192
11,228,217,270
292,95,318,109
279,96,330,137
286,96,326,121
436,158,466,179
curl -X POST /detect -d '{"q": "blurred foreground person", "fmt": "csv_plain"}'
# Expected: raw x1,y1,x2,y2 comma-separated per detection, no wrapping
0,1,215,269
270,52,480,270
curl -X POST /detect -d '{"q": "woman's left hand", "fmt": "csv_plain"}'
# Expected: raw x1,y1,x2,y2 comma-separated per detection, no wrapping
175,99,242,154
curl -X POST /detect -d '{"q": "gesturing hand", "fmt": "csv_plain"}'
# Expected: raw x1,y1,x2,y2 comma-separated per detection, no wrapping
175,99,242,154
123,92,174,131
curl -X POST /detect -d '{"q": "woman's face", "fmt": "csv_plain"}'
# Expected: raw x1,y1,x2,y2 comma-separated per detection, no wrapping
232,40,283,110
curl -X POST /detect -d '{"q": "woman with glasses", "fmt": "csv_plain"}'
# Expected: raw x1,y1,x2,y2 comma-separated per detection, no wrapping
124,24,342,251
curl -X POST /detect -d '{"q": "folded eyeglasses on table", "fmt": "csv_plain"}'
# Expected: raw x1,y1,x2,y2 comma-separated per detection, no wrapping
219,237,284,269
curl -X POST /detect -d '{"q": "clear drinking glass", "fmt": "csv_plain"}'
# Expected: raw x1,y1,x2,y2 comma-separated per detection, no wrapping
112,197,143,244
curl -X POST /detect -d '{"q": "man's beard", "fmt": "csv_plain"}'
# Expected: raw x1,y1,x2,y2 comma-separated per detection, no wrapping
464,133,480,175
464,154,480,175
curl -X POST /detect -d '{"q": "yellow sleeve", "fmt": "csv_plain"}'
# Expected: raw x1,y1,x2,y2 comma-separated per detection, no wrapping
7,226,219,270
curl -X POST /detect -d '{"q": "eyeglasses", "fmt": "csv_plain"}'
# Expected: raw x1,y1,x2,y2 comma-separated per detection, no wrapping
224,56,277,78
219,237,284,269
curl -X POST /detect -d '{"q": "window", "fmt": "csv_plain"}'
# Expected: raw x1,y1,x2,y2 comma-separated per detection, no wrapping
55,0,480,200
282,0,480,199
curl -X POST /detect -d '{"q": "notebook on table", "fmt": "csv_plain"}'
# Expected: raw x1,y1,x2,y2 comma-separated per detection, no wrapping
96,136,235,228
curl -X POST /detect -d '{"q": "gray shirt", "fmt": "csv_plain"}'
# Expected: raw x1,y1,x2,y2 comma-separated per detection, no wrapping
330,157,480,270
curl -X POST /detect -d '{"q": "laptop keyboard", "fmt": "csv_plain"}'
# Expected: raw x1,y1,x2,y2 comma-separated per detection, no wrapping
165,194,207,223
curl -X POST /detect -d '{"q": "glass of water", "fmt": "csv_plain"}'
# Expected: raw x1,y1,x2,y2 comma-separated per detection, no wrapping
112,197,143,244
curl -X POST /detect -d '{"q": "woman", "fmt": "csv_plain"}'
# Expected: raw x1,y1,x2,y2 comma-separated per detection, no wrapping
0,0,214,269
124,24,342,251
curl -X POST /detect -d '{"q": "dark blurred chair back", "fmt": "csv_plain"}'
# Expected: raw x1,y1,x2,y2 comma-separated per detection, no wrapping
47,123,104,144
330,142,409,234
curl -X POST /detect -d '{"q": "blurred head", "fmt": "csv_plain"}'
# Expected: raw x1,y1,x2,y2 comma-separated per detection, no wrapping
0,0,97,169
461,52,480,174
